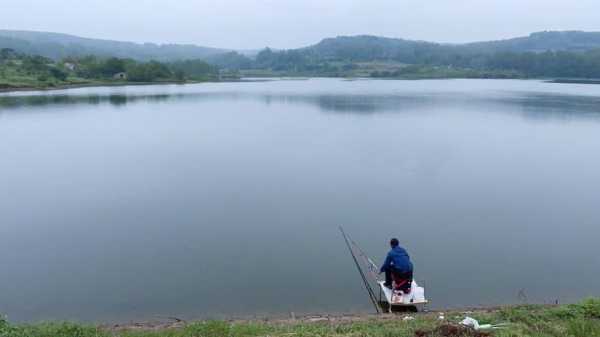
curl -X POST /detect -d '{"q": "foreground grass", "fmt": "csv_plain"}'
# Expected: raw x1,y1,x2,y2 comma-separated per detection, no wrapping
1,299,599,337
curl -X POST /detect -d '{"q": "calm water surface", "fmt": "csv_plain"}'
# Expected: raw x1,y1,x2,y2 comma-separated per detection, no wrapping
1,79,600,322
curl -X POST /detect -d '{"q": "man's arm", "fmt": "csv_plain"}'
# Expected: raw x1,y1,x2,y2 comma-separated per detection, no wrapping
380,252,392,273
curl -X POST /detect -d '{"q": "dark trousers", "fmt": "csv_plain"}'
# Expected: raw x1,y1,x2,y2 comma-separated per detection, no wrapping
384,267,413,292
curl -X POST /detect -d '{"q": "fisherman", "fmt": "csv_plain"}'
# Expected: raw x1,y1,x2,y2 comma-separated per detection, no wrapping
380,238,414,292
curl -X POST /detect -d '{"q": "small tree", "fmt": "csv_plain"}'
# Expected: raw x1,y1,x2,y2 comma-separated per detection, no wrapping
174,70,185,81
49,67,68,81
99,57,127,77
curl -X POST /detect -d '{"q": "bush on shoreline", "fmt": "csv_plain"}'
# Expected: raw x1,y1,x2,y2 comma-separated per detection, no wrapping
0,48,222,90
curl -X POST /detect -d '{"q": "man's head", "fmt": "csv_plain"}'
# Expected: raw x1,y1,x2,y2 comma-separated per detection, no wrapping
390,238,399,248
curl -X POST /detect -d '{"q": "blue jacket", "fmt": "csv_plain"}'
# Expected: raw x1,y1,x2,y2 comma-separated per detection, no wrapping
380,246,413,273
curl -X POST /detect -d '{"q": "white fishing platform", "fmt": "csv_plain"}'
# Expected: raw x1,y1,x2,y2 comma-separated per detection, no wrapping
338,227,429,313
377,280,428,310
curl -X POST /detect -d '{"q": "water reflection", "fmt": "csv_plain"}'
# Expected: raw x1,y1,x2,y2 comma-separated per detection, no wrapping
264,94,439,114
0,93,176,109
507,94,600,120
2,86,600,121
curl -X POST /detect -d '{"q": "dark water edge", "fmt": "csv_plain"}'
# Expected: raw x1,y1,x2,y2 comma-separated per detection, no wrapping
4,76,600,94
0,79,253,94
0,81,182,93
548,79,600,84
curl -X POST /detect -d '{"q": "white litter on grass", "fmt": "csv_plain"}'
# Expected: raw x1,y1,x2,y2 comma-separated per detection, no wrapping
438,313,445,320
403,316,415,321
461,317,506,330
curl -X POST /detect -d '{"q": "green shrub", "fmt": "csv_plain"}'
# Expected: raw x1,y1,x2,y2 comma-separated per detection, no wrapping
550,298,600,320
229,323,272,337
580,298,600,319
185,321,230,337
567,318,600,337
0,316,19,337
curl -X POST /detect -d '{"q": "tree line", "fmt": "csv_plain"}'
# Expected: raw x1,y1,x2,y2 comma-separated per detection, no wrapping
1,48,220,85
239,46,600,78
4,45,600,83
60,55,221,81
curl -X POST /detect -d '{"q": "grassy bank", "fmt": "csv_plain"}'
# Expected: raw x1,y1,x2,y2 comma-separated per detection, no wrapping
0,78,208,93
2,299,599,337
0,70,99,91
0,50,229,93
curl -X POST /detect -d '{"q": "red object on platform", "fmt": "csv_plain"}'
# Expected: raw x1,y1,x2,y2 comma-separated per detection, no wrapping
392,273,412,293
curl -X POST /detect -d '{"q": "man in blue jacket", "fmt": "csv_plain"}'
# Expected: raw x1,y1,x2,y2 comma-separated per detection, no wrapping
380,238,414,292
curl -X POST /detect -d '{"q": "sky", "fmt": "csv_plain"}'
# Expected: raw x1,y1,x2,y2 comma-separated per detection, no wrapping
2,0,600,49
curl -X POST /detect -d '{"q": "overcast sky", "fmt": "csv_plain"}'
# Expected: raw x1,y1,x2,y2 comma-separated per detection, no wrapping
3,0,600,49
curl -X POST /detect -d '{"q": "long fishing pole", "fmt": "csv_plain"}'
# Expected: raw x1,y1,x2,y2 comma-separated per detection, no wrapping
339,226,381,313
349,238,382,282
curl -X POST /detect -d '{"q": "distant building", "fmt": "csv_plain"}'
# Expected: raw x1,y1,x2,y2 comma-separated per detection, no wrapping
113,72,127,80
63,62,76,71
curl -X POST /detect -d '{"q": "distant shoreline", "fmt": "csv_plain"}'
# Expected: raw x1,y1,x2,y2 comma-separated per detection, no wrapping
3,77,600,95
547,79,600,85
0,80,215,94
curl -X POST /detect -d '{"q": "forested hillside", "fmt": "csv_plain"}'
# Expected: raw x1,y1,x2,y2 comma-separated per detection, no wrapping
249,32,600,78
463,31,600,53
2,30,600,82
0,48,219,90
305,31,600,61
0,30,229,61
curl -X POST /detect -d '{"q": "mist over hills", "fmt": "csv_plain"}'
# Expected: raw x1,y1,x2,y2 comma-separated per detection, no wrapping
3,29,600,80
2,29,600,64
305,31,600,61
463,31,600,53
0,30,230,61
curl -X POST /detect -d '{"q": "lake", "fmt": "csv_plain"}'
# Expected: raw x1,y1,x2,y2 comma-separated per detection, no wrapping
1,78,600,322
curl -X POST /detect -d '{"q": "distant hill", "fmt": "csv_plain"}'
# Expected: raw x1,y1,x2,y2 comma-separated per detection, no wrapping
3,29,600,71
302,31,600,62
462,31,600,53
303,35,441,62
0,30,229,61
250,31,600,78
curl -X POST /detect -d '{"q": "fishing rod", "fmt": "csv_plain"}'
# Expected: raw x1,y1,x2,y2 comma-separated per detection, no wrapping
349,237,382,282
339,226,381,313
